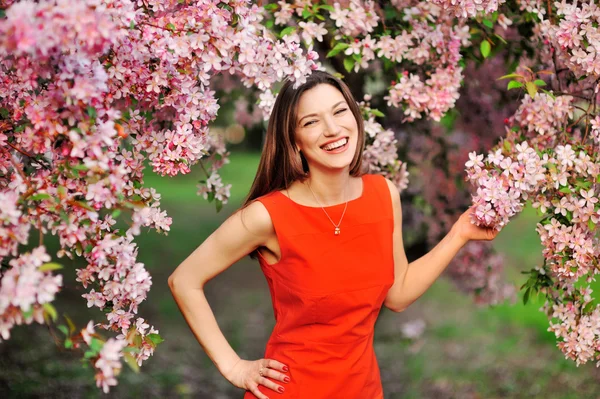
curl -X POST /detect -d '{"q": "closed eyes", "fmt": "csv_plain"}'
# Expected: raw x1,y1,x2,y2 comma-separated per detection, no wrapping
302,108,348,127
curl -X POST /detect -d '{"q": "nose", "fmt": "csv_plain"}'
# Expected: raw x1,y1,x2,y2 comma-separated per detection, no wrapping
322,115,341,137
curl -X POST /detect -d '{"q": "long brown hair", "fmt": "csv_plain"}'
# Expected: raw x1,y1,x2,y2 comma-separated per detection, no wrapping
241,70,365,209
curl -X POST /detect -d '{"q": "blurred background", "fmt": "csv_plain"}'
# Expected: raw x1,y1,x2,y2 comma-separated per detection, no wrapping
2,149,600,398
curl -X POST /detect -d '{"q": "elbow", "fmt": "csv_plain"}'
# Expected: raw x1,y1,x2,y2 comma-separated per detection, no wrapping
384,300,407,313
168,273,178,293
168,272,186,294
168,272,204,294
387,304,407,313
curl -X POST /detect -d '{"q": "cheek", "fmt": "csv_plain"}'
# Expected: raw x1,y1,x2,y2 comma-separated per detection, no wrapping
343,115,359,132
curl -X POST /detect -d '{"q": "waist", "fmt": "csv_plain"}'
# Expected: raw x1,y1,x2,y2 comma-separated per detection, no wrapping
262,336,383,398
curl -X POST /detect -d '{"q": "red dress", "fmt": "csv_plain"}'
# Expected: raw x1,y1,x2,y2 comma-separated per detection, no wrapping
243,174,395,399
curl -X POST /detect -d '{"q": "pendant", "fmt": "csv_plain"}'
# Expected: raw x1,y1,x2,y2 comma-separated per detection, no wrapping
334,227,340,235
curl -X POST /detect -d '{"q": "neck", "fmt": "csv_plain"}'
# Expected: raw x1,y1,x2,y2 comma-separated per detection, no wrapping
304,168,352,206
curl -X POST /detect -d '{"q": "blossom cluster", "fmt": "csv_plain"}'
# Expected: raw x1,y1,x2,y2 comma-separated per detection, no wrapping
0,246,62,341
262,0,473,123
539,1,600,78
465,86,600,364
547,287,600,367
359,98,409,191
0,0,317,391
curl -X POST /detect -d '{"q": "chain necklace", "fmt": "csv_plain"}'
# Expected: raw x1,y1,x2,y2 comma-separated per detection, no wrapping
306,178,349,236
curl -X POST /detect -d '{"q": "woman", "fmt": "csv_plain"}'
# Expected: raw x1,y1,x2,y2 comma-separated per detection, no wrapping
168,70,498,399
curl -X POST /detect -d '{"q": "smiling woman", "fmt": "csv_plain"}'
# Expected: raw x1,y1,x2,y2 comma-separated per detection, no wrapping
168,70,497,399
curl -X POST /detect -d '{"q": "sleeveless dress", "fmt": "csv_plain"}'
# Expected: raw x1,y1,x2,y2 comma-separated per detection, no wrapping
243,173,395,399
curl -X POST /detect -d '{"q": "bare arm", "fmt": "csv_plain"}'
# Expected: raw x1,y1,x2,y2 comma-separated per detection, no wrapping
383,178,468,312
168,200,288,397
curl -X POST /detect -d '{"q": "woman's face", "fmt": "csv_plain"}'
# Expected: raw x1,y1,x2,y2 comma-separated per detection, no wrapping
294,83,359,173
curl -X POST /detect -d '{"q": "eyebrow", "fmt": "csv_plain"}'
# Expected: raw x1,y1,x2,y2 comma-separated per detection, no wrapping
298,101,347,125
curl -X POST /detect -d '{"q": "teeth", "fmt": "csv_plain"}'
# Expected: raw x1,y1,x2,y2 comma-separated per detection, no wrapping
322,138,347,151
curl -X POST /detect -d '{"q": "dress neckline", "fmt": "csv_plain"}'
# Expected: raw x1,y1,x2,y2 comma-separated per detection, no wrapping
275,174,366,209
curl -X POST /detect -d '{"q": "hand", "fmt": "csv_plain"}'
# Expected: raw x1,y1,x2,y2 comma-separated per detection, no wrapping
452,205,500,244
224,358,289,398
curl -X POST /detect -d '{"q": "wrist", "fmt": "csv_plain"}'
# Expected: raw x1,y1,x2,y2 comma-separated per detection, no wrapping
220,354,242,381
449,224,469,248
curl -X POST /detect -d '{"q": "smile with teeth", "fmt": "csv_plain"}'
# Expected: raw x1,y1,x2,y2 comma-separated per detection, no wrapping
321,137,348,151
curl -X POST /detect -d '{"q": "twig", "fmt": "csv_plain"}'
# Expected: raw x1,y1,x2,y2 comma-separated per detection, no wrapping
6,141,34,158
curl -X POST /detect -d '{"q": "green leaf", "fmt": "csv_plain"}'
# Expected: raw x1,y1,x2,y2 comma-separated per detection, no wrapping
64,338,73,349
124,352,140,373
0,108,9,118
265,19,274,29
262,3,278,11
589,219,596,231
43,303,58,322
74,201,94,211
22,308,34,319
86,106,97,119
582,302,595,315
559,186,572,194
371,109,385,118
525,81,538,97
166,23,176,31
57,325,69,336
89,338,103,352
542,89,556,100
343,57,355,72
216,200,223,213
497,73,523,80
84,350,97,359
565,211,573,222
494,33,508,45
29,193,51,201
85,244,93,254
327,42,350,58
65,314,76,334
523,287,531,305
111,209,122,219
39,262,63,272
482,19,494,28
279,26,296,38
507,80,523,90
319,4,334,12
534,79,546,86
480,40,491,58
301,8,312,19
146,333,164,346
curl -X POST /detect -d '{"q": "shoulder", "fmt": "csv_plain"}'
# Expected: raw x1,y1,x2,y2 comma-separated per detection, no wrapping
364,174,401,201
236,198,276,239
379,175,402,211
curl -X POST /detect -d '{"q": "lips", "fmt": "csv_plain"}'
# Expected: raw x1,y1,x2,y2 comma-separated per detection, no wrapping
321,137,349,151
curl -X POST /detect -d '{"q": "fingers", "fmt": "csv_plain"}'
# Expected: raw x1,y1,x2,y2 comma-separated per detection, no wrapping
258,376,285,394
247,382,270,399
266,358,289,374
248,358,289,397
262,366,290,384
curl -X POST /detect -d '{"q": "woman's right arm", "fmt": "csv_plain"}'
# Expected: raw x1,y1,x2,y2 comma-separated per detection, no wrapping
168,200,288,398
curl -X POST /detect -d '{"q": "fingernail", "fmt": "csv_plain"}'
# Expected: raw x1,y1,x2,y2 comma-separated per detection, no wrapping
284,376,290,383
283,366,289,372
278,386,285,393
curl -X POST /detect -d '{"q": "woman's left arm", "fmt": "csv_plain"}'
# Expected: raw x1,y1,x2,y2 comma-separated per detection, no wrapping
382,178,499,312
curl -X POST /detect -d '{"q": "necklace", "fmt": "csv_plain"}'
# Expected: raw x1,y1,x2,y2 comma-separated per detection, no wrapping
306,178,349,236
